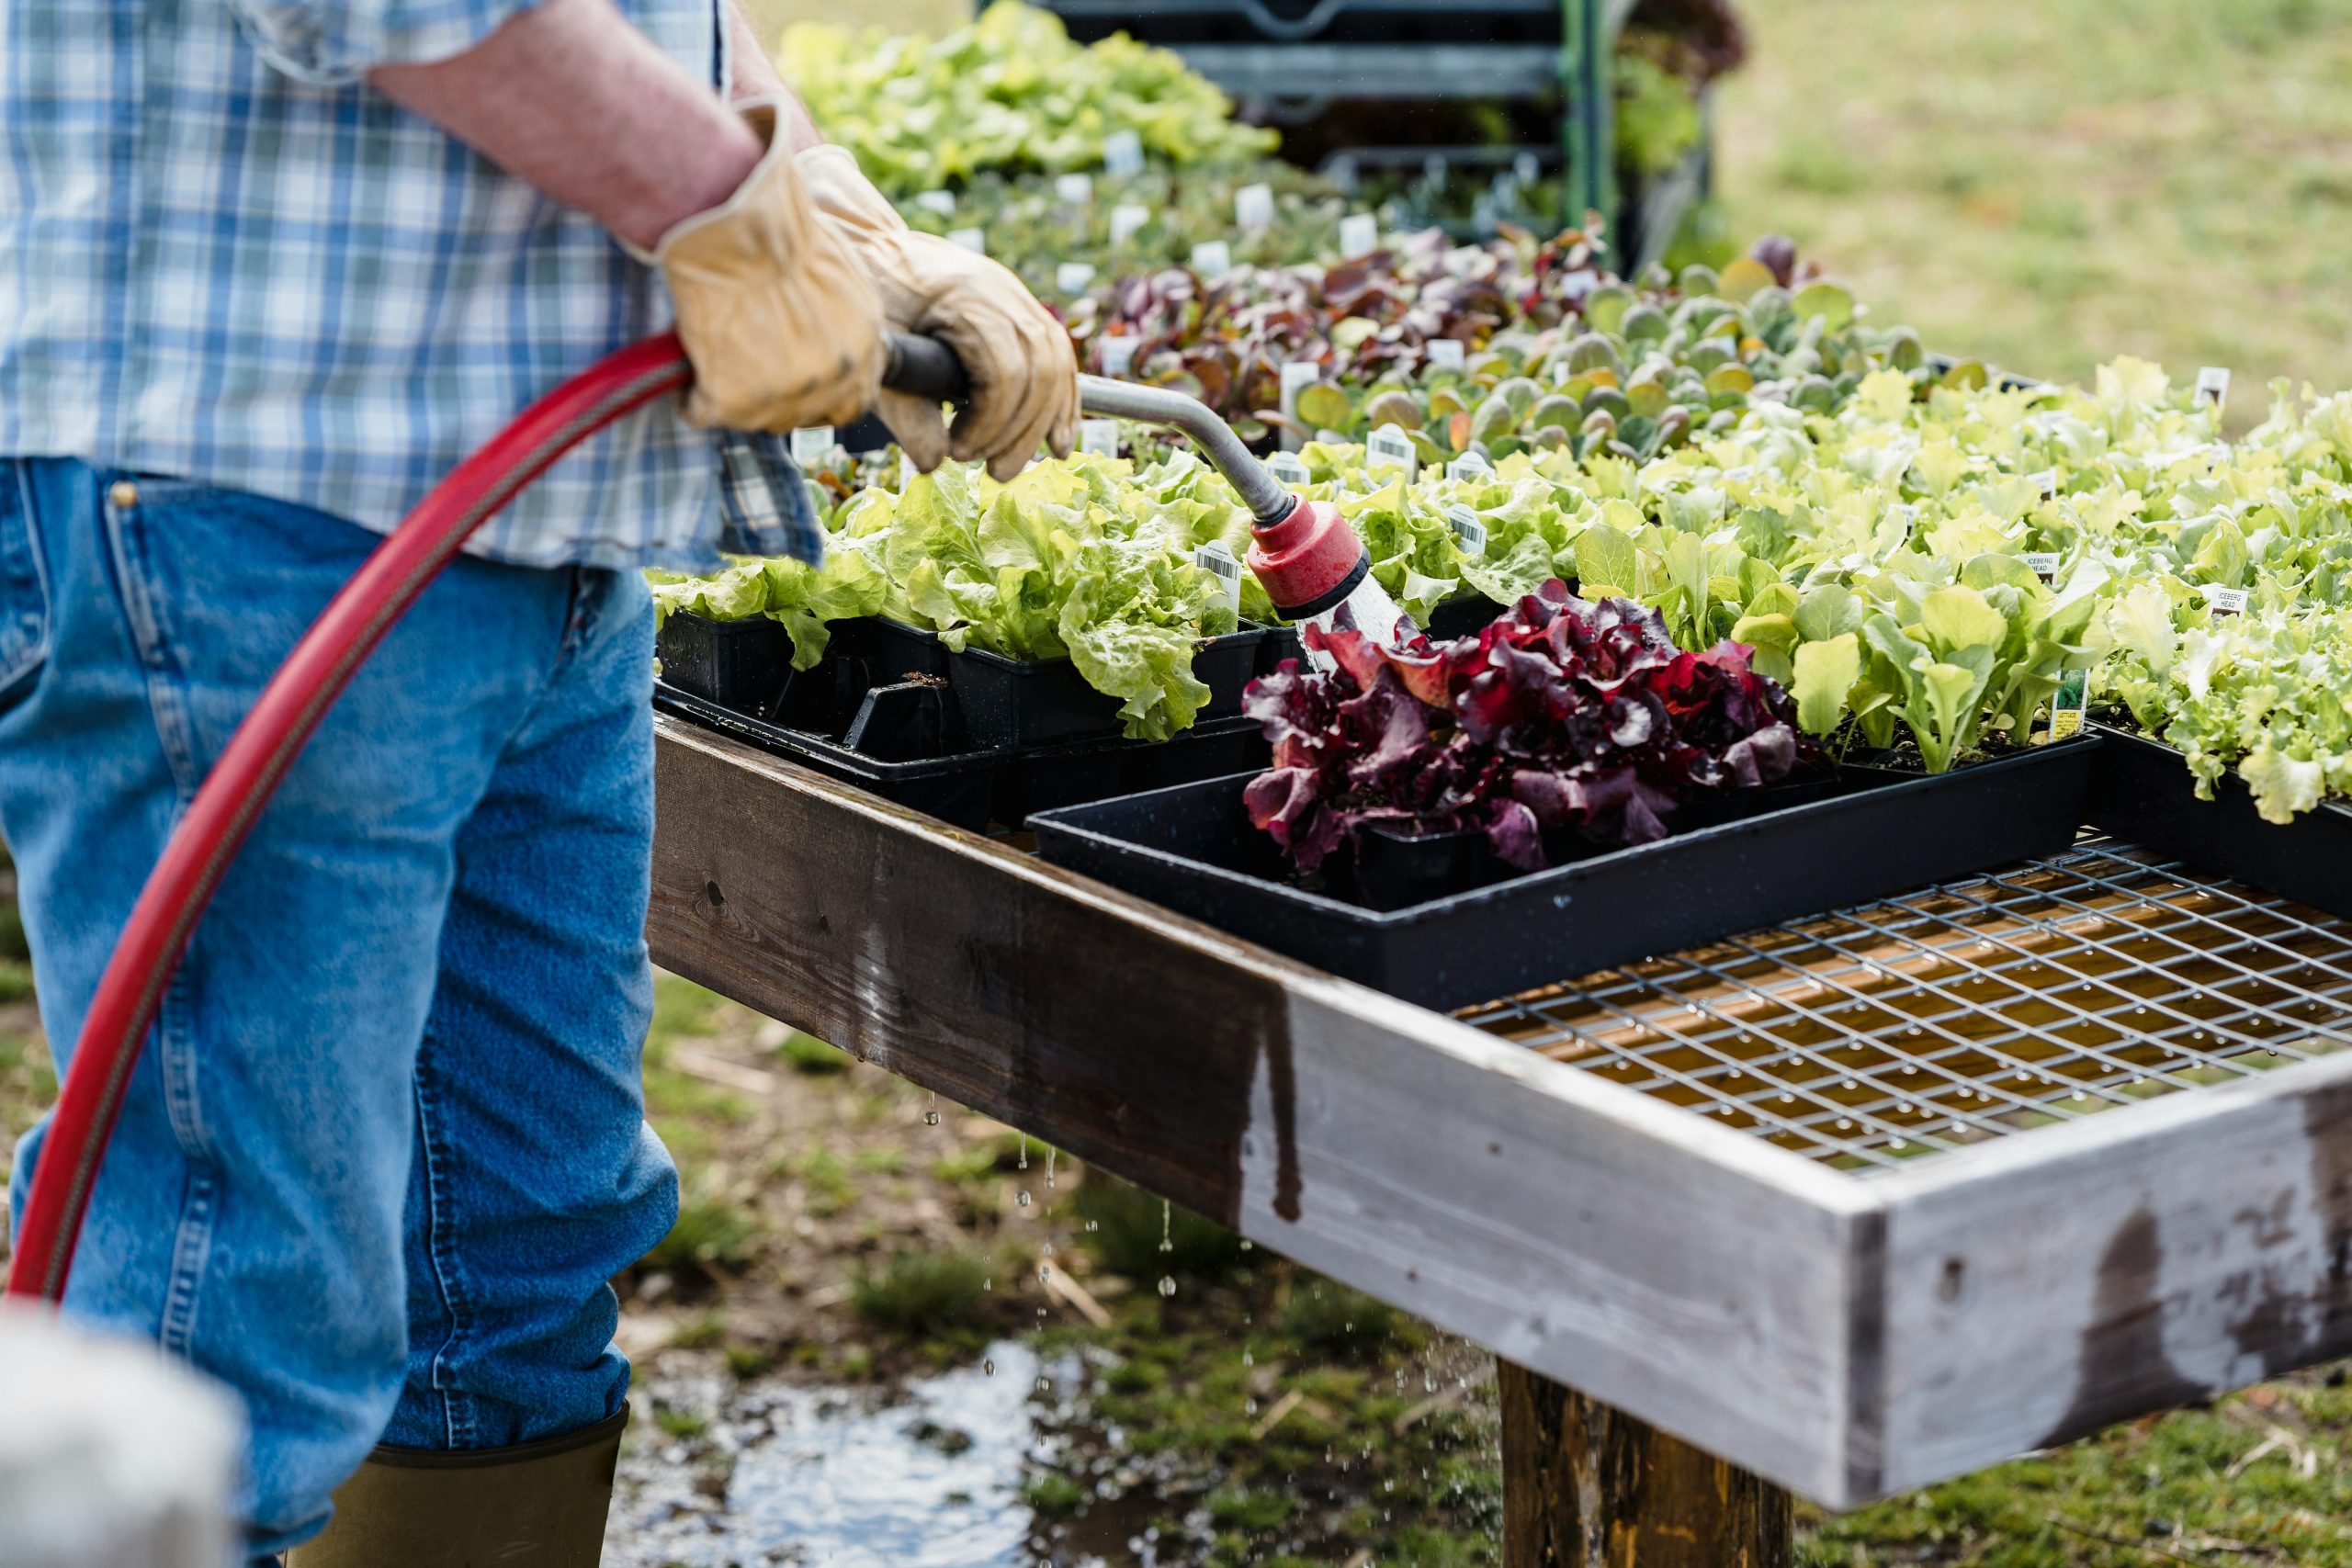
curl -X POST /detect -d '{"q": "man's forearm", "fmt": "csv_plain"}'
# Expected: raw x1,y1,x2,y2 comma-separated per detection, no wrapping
369,0,813,254
722,0,822,149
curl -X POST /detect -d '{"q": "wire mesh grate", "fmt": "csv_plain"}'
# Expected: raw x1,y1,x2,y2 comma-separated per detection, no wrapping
1459,840,2352,1171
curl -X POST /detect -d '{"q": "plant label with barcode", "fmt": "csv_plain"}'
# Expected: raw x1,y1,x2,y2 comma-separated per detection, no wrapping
1080,419,1119,458
1194,543,1242,614
1427,339,1465,372
914,189,956,217
1056,261,1096,294
2030,469,2058,500
1446,451,1494,483
1234,183,1273,232
946,227,986,254
2047,668,2087,741
1445,504,1487,557
1108,203,1150,247
1055,173,1093,208
1267,451,1310,485
1366,423,1417,479
2197,367,2232,410
2024,551,2061,581
1339,212,1378,257
1102,130,1144,177
2208,585,2249,616
789,426,834,465
1100,336,1138,377
1190,240,1232,278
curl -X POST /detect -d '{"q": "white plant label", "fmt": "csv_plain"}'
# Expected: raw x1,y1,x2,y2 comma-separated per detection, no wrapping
1055,261,1097,294
1514,150,1540,186
1338,212,1379,258
1055,173,1093,208
1266,450,1310,485
1102,130,1144,176
1446,451,1494,483
1099,335,1139,377
789,426,834,465
1234,182,1274,233
1445,504,1487,557
1366,423,1417,479
1193,542,1243,614
1108,203,1151,247
1426,338,1466,372
2207,585,2249,616
2196,366,2232,410
1189,239,1232,278
1079,419,1120,458
914,189,956,217
1558,267,1600,297
2023,551,2061,581
946,227,986,254
2029,469,2058,500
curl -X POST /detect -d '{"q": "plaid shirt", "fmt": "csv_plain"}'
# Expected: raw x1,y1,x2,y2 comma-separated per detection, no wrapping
0,0,820,572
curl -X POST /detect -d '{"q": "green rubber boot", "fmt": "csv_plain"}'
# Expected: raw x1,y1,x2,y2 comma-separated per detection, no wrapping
285,1407,628,1567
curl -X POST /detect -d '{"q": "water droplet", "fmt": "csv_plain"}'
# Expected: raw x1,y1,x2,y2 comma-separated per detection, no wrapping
983,1359,996,1376
1239,1238,1253,1251
1246,1398,1259,1416
1084,1220,1100,1233
1046,1147,1058,1189
1016,1190,1032,1208
1036,1376,1051,1394
1242,1349,1254,1367
1038,1264,1053,1283
924,1091,940,1126
1158,1276,1177,1298
1041,1240,1055,1258
1159,1200,1173,1253
1018,1134,1029,1171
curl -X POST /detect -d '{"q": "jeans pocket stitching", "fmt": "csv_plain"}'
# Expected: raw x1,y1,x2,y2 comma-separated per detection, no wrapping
98,487,204,802
0,463,54,702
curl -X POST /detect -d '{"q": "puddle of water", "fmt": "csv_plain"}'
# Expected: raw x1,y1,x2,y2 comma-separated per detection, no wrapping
611,1341,1170,1568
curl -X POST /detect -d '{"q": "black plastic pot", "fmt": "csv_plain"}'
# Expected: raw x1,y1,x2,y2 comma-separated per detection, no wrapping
2086,722,2352,919
654,613,796,714
1420,594,1504,643
654,680,1268,833
1030,738,2103,1010
948,626,1270,750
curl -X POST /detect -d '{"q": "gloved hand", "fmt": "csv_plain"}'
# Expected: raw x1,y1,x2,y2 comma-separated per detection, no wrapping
653,104,885,433
796,144,1079,482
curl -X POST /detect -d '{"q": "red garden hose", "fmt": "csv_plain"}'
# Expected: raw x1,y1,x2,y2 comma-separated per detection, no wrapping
5,333,694,1303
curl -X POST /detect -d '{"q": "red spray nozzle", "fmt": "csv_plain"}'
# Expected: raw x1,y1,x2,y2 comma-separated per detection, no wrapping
1248,495,1369,617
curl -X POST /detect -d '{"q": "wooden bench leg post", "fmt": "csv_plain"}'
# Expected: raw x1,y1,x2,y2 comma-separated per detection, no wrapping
1498,1359,1793,1568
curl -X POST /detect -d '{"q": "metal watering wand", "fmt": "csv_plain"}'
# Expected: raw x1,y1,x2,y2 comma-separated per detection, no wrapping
5,332,1400,1303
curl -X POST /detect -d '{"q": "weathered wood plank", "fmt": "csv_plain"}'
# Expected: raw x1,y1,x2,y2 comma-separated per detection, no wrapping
1868,1048,2352,1495
647,716,2352,1509
1498,1362,1793,1568
646,719,1871,1503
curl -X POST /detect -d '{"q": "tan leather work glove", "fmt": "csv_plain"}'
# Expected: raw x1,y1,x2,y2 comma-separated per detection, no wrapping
796,145,1080,482
654,106,886,433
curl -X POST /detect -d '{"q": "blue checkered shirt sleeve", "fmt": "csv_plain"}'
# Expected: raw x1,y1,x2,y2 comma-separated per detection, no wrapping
713,432,826,567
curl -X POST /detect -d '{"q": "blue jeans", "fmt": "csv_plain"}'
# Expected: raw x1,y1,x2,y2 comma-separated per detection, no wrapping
0,459,679,1558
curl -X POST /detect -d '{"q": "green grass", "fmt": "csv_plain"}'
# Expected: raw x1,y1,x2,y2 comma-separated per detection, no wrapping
776,1031,850,1075
848,1247,990,1338
1718,0,2352,404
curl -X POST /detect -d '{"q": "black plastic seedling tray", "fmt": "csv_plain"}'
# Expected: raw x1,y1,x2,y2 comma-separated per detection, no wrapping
2086,722,2352,922
1030,738,2103,1010
653,681,1266,832
948,626,1269,750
